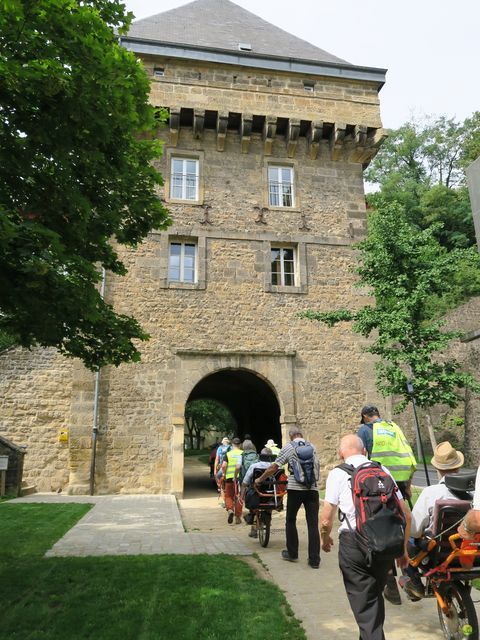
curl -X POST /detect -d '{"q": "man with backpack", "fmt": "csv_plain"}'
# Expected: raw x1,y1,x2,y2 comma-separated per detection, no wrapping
320,434,411,640
254,427,321,568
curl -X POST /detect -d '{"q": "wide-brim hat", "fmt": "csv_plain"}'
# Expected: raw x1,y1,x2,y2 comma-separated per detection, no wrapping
431,441,464,470
265,439,278,448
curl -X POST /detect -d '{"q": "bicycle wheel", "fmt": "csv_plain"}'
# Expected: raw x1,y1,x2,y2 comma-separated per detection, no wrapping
437,581,478,640
258,511,271,548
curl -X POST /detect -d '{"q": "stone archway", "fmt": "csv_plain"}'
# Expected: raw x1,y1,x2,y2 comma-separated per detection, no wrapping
170,350,297,496
187,368,282,450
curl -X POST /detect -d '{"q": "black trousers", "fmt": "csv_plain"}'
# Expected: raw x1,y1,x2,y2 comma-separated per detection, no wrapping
338,532,392,640
285,489,320,564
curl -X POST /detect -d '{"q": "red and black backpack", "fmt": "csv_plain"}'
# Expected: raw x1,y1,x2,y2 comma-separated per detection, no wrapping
337,461,406,565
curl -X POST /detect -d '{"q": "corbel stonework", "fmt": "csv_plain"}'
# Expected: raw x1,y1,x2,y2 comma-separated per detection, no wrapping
240,113,253,154
200,204,212,225
193,109,205,140
263,116,277,156
307,121,323,160
355,128,388,166
216,112,228,151
286,118,300,158
169,107,181,147
254,206,268,225
299,212,311,232
330,122,346,161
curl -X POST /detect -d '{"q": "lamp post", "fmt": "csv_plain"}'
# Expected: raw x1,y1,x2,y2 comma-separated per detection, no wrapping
406,380,431,486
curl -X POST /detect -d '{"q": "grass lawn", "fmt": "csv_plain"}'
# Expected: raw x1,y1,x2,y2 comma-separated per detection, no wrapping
0,503,305,640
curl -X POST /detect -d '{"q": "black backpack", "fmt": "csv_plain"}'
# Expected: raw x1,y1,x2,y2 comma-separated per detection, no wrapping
338,461,406,566
290,441,318,489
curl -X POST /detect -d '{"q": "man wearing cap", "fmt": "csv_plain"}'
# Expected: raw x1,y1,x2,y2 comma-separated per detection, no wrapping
400,441,465,600
357,404,417,605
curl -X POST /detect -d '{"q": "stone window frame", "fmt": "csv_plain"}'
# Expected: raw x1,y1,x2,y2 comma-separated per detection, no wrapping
263,159,300,212
158,233,206,290
164,149,205,206
263,240,307,294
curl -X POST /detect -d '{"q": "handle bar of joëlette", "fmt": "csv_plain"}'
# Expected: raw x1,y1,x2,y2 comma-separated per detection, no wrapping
422,533,480,580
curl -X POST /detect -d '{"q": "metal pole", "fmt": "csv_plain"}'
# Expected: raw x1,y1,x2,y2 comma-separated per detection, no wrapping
407,380,431,487
89,268,106,496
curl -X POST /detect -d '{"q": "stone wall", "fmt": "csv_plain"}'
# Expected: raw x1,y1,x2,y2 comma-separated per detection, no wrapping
0,347,73,491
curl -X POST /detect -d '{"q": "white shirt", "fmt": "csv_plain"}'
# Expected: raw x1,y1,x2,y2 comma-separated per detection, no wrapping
474,467,480,510
410,477,461,538
324,454,403,532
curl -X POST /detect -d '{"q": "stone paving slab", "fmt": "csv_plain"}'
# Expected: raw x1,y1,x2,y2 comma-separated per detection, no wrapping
8,493,252,557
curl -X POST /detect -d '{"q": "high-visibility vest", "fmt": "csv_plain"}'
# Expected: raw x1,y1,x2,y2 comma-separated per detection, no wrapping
225,448,243,480
371,420,416,482
270,445,281,456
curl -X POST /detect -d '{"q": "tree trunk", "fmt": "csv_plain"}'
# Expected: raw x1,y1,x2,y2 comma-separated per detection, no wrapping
185,419,194,449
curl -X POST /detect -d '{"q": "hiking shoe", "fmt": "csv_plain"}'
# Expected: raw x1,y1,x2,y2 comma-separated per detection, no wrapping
235,517,242,524
399,575,424,601
248,529,258,538
384,575,402,605
281,550,298,562
308,560,320,569
227,510,234,524
243,513,254,525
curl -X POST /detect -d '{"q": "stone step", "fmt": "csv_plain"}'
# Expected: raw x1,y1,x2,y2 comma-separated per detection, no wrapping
21,483,37,496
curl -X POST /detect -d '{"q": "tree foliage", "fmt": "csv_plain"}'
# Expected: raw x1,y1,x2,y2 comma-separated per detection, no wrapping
365,114,480,250
0,0,170,369
300,201,480,411
185,399,236,450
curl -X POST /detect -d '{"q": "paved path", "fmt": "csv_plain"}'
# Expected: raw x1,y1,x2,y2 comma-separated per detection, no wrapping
9,457,480,639
9,492,251,557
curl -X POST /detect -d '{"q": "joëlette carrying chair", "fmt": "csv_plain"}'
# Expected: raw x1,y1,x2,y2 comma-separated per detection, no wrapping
409,472,480,640
250,465,287,548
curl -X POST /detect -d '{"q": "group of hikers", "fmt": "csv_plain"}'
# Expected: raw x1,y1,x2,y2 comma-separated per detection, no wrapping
211,404,480,640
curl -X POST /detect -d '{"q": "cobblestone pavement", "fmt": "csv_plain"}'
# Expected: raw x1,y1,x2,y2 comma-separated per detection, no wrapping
10,458,480,639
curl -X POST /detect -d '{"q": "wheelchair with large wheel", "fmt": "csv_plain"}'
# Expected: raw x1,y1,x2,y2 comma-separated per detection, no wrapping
408,472,480,640
247,468,287,547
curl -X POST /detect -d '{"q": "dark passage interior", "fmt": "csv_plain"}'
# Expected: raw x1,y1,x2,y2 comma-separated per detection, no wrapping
187,368,281,451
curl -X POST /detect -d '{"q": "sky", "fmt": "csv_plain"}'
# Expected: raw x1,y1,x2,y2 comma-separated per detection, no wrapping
123,0,480,130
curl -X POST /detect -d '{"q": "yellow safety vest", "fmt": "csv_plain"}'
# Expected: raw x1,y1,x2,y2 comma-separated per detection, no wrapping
270,445,281,456
371,420,416,482
225,448,243,480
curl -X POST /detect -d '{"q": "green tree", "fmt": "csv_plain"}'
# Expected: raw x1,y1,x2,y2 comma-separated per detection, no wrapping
300,201,480,413
366,115,480,250
0,0,170,370
185,399,236,450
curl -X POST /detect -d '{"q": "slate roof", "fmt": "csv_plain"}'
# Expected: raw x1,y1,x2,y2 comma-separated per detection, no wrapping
126,0,349,65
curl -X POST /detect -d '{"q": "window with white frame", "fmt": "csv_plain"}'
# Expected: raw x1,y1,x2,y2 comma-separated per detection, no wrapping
271,246,296,286
268,165,294,207
168,241,197,283
170,157,199,201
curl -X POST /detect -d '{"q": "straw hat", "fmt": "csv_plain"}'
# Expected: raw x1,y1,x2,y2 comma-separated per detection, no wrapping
431,441,464,470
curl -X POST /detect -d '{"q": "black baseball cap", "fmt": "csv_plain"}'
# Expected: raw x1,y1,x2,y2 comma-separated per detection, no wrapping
360,405,380,424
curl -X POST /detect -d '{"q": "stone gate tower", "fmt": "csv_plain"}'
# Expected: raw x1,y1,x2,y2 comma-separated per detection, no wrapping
0,0,388,495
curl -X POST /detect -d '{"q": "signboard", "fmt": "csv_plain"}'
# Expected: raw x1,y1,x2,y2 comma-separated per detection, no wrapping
0,456,8,471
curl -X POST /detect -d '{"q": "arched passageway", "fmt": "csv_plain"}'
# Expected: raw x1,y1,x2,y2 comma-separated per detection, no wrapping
187,369,282,451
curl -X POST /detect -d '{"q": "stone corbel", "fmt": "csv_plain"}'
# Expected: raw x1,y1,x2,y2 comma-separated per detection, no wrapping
307,121,323,160
286,118,300,158
345,124,368,162
263,116,277,156
216,112,228,151
254,206,268,225
169,107,181,147
240,113,253,154
200,204,212,225
357,128,388,166
193,109,205,140
330,122,346,161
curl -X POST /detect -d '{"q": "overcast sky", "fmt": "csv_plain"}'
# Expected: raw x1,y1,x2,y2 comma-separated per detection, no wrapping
124,0,479,130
